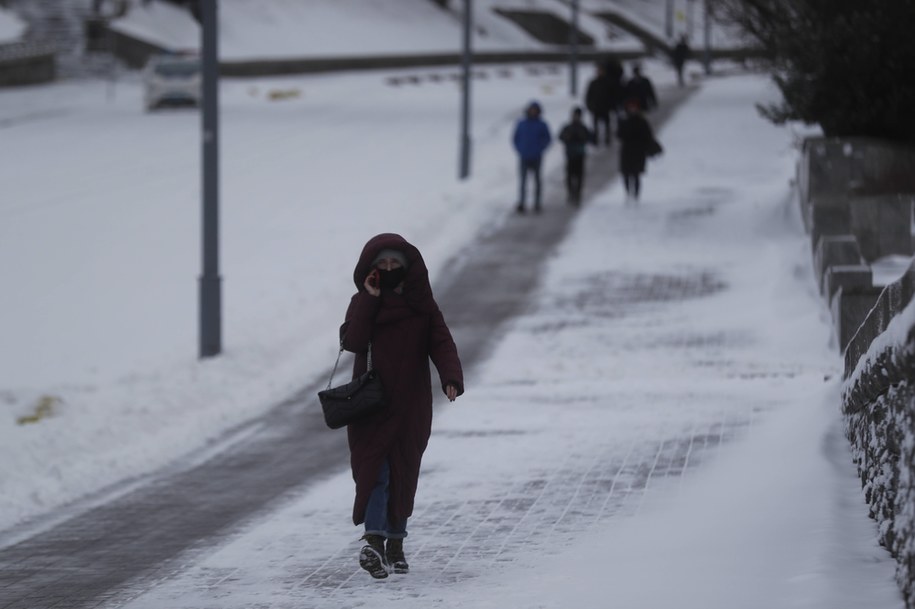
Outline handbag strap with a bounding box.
[325,340,372,390]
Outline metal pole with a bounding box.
[686,0,694,40]
[569,0,579,97]
[199,0,221,358]
[458,0,472,180]
[665,0,674,40]
[703,0,712,74]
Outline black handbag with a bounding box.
[318,341,387,429]
[646,137,663,158]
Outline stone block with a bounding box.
[843,259,915,376]
[844,286,892,376]
[814,235,865,294]
[809,201,851,251]
[824,264,872,302]
[831,285,881,353]
[849,194,915,262]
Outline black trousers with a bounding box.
[565,155,585,201]
[623,172,641,198]
[592,111,612,145]
[518,157,542,208]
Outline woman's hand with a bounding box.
[445,384,458,402]
[364,269,381,297]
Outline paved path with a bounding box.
[0,83,696,609]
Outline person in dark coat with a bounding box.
[622,65,658,113]
[601,57,625,138]
[340,233,464,579]
[558,106,595,206]
[617,98,661,203]
[512,100,552,214]
[671,36,691,87]
[585,63,614,146]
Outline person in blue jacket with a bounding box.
[512,100,552,214]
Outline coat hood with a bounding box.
[353,233,435,312]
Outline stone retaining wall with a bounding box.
[801,136,915,606]
[842,301,915,608]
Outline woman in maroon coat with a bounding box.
[340,233,464,579]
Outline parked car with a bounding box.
[143,54,201,111]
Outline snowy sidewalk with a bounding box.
[0,72,903,609]
[99,76,900,608]
[0,81,690,609]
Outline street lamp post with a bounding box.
[569,0,579,97]
[459,0,472,180]
[686,0,695,40]
[665,0,674,40]
[199,0,221,358]
[703,0,712,74]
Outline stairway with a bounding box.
[591,9,671,55]
[4,0,121,79]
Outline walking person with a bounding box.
[558,107,595,206]
[602,57,625,138]
[622,64,658,113]
[671,35,691,87]
[585,63,614,146]
[617,98,662,204]
[339,233,464,579]
[512,100,552,214]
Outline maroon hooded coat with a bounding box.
[340,233,464,527]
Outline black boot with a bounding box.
[359,534,389,579]
[386,538,409,574]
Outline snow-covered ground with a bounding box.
[98,71,900,609]
[0,2,903,605]
[0,54,634,532]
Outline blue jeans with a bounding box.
[364,460,407,539]
[518,157,542,208]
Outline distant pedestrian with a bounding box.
[512,100,552,214]
[602,57,625,96]
[622,65,658,113]
[617,98,662,203]
[339,233,464,579]
[671,36,691,87]
[558,107,595,206]
[601,57,625,135]
[585,63,614,146]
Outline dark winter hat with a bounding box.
[526,100,542,114]
[372,248,409,268]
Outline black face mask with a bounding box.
[378,267,407,290]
